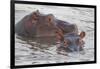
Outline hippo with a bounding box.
[56,32,85,52]
[15,10,86,52]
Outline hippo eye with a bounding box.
[64,40,69,46]
[64,41,67,46]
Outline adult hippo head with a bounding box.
[15,10,60,44]
[57,31,86,52]
[15,10,58,38]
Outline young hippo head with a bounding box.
[57,31,86,52]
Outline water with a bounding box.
[15,4,94,66]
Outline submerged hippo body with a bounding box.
[15,10,85,52]
[15,10,77,37]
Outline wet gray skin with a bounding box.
[15,10,85,47]
[58,33,85,52]
[15,10,58,38]
[15,10,78,44]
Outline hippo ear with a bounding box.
[36,10,39,12]
[32,10,39,24]
[79,31,86,39]
[47,14,54,22]
[32,13,38,19]
[33,10,40,15]
[35,10,40,15]
[32,10,40,18]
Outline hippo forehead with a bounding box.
[36,12,54,17]
[39,14,55,19]
[36,13,57,28]
[31,10,55,19]
[64,33,80,42]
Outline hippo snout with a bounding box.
[65,45,82,52]
[57,43,83,52]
